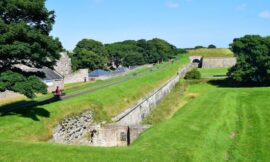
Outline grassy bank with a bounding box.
[198,67,228,78]
[188,48,234,57]
[1,57,270,161]
[1,79,270,161]
[0,54,189,142]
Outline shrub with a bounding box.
[184,68,201,80]
[208,44,216,48]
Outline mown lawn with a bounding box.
[188,48,234,57]
[198,67,228,78]
[1,79,270,161]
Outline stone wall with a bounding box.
[54,52,72,76]
[112,64,192,126]
[202,57,236,68]
[64,69,89,84]
[189,56,202,63]
[0,90,23,99]
[53,110,93,145]
[52,110,150,147]
[53,64,192,147]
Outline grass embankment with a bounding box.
[188,48,234,57]
[143,80,189,125]
[0,67,150,106]
[198,67,229,78]
[1,78,270,161]
[0,55,189,142]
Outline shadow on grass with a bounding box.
[207,79,270,88]
[0,97,60,121]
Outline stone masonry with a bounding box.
[54,52,72,76]
[202,57,236,68]
[52,64,192,147]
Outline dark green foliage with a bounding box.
[0,71,47,98]
[122,52,145,67]
[105,38,179,67]
[195,46,205,49]
[145,38,178,63]
[0,0,62,98]
[71,39,108,71]
[228,35,270,84]
[208,44,216,48]
[177,48,187,54]
[105,40,140,68]
[184,68,201,80]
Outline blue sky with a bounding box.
[46,0,270,50]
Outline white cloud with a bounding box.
[166,1,180,9]
[236,4,247,12]
[259,11,270,19]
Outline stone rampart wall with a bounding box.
[64,69,89,84]
[112,64,192,126]
[202,57,236,68]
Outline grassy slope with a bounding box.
[1,64,270,162]
[1,80,270,161]
[199,67,228,78]
[188,48,234,57]
[0,55,189,141]
[143,80,189,125]
[0,67,150,106]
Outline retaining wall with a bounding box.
[112,64,192,126]
[53,64,192,147]
[202,57,236,68]
[64,69,89,84]
[0,90,23,99]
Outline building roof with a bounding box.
[27,67,63,81]
[40,68,63,81]
[89,69,110,77]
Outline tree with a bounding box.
[122,52,145,67]
[208,44,216,48]
[228,35,270,84]
[105,38,179,67]
[0,0,62,98]
[145,38,178,63]
[184,68,201,80]
[106,40,140,68]
[72,39,108,71]
[195,46,205,49]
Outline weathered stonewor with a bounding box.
[52,110,151,147]
[52,64,192,147]
[53,110,94,145]
[112,64,192,126]
[0,90,23,99]
[202,57,236,68]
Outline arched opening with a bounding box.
[192,59,202,68]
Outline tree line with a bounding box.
[69,38,184,71]
[1,0,270,98]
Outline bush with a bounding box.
[184,68,201,80]
[194,46,205,49]
[208,44,216,48]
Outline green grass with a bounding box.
[143,80,189,125]
[198,67,229,78]
[188,48,234,57]
[0,55,189,142]
[1,79,270,161]
[0,66,151,106]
